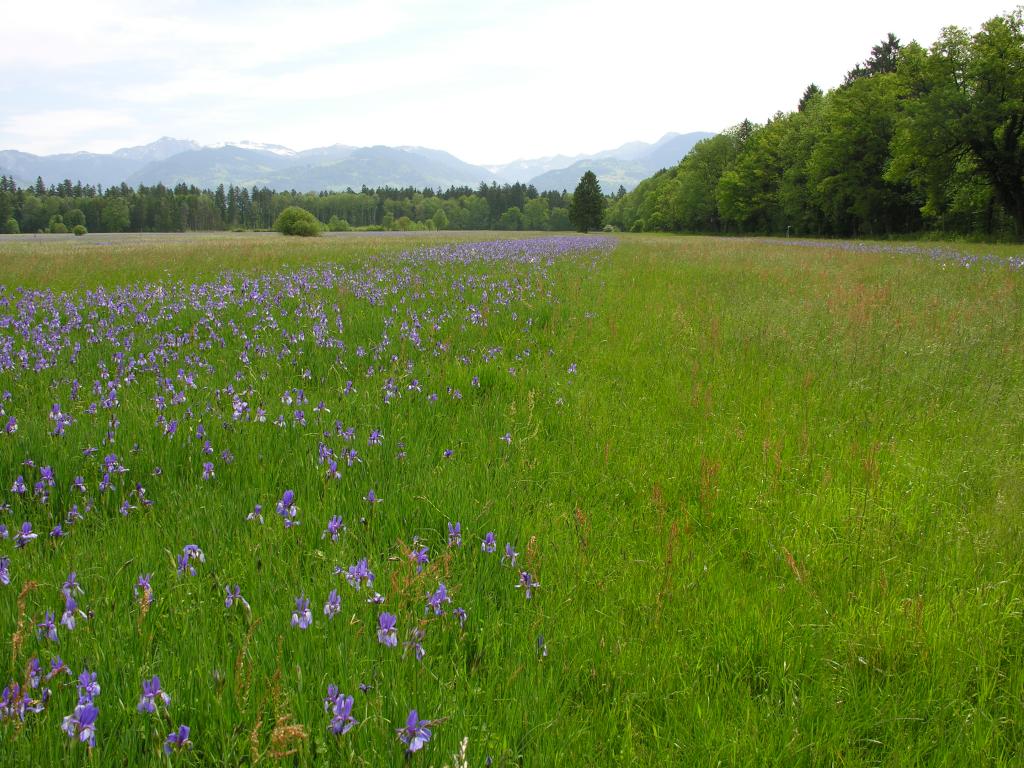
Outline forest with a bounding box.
[607,11,1024,240]
[0,177,576,234]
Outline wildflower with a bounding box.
[363,488,381,505]
[62,574,84,600]
[164,725,191,755]
[366,592,385,604]
[397,709,432,753]
[500,432,512,444]
[323,589,341,619]
[368,429,383,446]
[61,595,86,630]
[481,532,496,553]
[344,559,375,590]
[201,462,215,480]
[453,607,467,628]
[224,585,249,611]
[377,612,397,647]
[537,634,548,658]
[0,557,9,586]
[37,612,58,642]
[447,521,462,547]
[516,571,540,599]
[77,669,100,702]
[176,545,205,576]
[61,702,99,747]
[502,543,519,567]
[442,449,454,459]
[276,490,299,528]
[326,690,357,735]
[11,476,26,494]
[404,627,426,661]
[322,516,345,541]
[72,476,86,492]
[426,583,450,616]
[409,545,429,573]
[135,573,153,601]
[291,595,312,629]
[246,504,264,524]
[137,676,171,714]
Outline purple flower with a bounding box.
[500,432,512,445]
[246,504,264,524]
[37,612,58,643]
[164,724,191,755]
[447,521,462,547]
[363,488,381,505]
[326,689,357,735]
[61,595,86,630]
[77,669,100,702]
[368,429,383,446]
[0,557,9,586]
[453,607,467,628]
[201,461,215,480]
[397,709,432,753]
[14,522,36,549]
[377,612,397,647]
[322,515,345,541]
[225,585,249,611]
[516,571,540,599]
[61,702,99,747]
[481,532,496,553]
[344,559,375,590]
[404,627,426,661]
[291,595,312,629]
[176,545,205,576]
[276,490,299,528]
[135,573,153,602]
[137,676,170,714]
[426,583,450,616]
[502,543,519,568]
[11,476,26,494]
[323,589,341,619]
[72,476,86,492]
[409,545,429,573]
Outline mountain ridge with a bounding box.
[0,132,715,193]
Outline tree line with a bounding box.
[0,176,579,234]
[607,10,1024,240]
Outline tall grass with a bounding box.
[0,232,1021,766]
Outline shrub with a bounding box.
[73,224,88,236]
[49,222,68,234]
[4,218,19,234]
[327,216,351,232]
[630,220,645,233]
[274,206,321,237]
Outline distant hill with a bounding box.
[529,132,714,192]
[0,132,715,193]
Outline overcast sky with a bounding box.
[0,0,1013,164]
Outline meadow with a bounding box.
[0,232,1022,766]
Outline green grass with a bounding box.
[0,232,1022,766]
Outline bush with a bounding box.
[630,220,645,233]
[73,224,87,236]
[327,216,351,232]
[4,218,19,234]
[274,206,321,237]
[49,222,68,234]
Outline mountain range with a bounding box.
[0,132,714,194]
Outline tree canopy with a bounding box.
[569,171,604,233]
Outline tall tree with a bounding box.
[568,171,604,233]
[889,11,1024,235]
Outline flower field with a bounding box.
[0,232,1022,765]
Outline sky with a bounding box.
[0,0,1015,164]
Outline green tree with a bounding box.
[497,206,523,230]
[522,197,550,230]
[569,170,604,233]
[101,197,131,232]
[64,209,86,228]
[4,218,19,234]
[889,12,1024,235]
[273,206,321,236]
[431,208,449,230]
